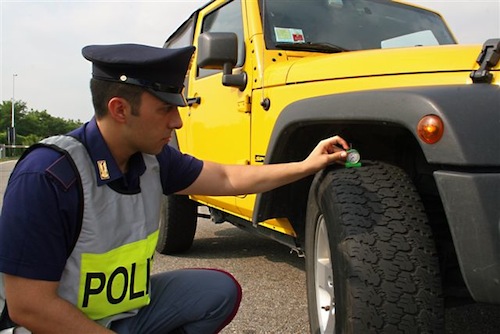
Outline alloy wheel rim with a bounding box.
[315,215,335,333]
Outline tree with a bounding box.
[0,100,83,145]
[0,100,27,132]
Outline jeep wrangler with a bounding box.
[156,0,500,332]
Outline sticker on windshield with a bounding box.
[381,30,439,49]
[274,27,305,43]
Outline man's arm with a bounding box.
[177,136,348,196]
[4,274,114,334]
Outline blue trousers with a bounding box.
[110,269,241,334]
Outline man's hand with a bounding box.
[302,135,349,173]
[3,274,114,334]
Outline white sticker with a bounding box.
[274,27,305,43]
[381,30,439,49]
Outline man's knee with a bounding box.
[183,269,242,333]
[192,269,242,313]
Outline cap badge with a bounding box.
[97,160,110,180]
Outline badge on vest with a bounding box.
[97,160,110,180]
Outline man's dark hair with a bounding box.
[90,79,144,118]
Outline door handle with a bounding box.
[186,97,201,106]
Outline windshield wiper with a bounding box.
[275,42,348,53]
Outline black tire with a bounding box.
[305,161,443,333]
[156,195,198,254]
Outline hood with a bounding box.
[263,44,495,87]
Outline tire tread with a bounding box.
[320,161,443,333]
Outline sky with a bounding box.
[1,0,499,122]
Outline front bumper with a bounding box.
[434,170,500,304]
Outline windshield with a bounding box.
[260,0,456,52]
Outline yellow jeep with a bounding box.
[157,0,500,332]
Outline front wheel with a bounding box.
[156,195,198,255]
[305,161,443,333]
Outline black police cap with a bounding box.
[82,44,195,106]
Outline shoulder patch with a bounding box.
[46,155,78,191]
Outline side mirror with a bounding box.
[197,32,247,91]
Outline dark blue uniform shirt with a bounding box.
[0,118,203,281]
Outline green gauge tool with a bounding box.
[345,148,361,168]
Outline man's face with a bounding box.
[126,91,183,155]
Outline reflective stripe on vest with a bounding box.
[79,230,158,319]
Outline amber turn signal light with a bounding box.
[417,115,444,144]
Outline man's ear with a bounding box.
[107,97,129,123]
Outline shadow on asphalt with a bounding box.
[173,223,306,271]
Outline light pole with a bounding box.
[11,74,17,147]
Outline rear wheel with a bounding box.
[156,195,198,254]
[305,161,443,333]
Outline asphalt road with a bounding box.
[0,160,16,208]
[1,159,499,333]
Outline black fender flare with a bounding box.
[253,84,500,223]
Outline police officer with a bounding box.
[0,43,349,333]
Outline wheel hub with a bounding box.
[315,215,335,333]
